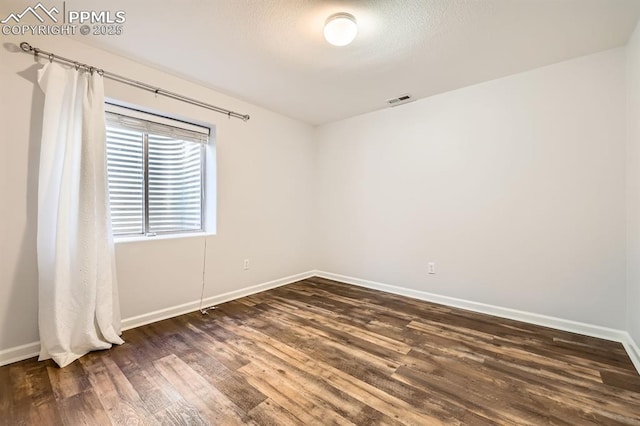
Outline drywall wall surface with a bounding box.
[627,21,640,345]
[315,48,627,329]
[0,34,316,352]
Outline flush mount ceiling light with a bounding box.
[324,13,358,46]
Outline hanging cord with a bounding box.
[198,237,215,315]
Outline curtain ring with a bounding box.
[48,53,53,63]
[228,111,231,119]
[33,48,40,58]
[97,69,104,76]
[89,66,95,75]
[74,62,80,71]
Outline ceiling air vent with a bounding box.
[386,94,413,107]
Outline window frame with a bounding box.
[105,102,210,239]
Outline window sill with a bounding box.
[114,231,215,244]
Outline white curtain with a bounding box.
[37,62,123,368]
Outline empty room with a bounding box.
[2,0,640,424]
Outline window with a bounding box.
[105,104,210,237]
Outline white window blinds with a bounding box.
[105,104,209,236]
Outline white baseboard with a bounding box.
[121,270,315,331]
[313,270,640,374]
[0,270,315,367]
[622,333,640,374]
[3,269,639,375]
[0,341,40,367]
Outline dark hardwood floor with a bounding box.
[2,277,640,425]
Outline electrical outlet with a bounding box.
[428,262,435,274]
[243,259,250,270]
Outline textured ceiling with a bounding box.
[6,0,640,124]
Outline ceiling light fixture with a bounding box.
[324,13,358,46]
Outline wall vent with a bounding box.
[386,94,413,107]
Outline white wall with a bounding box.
[0,32,634,357]
[315,49,628,329]
[0,35,316,353]
[627,22,640,346]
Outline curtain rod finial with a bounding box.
[19,42,32,52]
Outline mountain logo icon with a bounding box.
[1,3,59,24]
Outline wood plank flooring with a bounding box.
[1,277,640,425]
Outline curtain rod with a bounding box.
[19,42,250,122]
